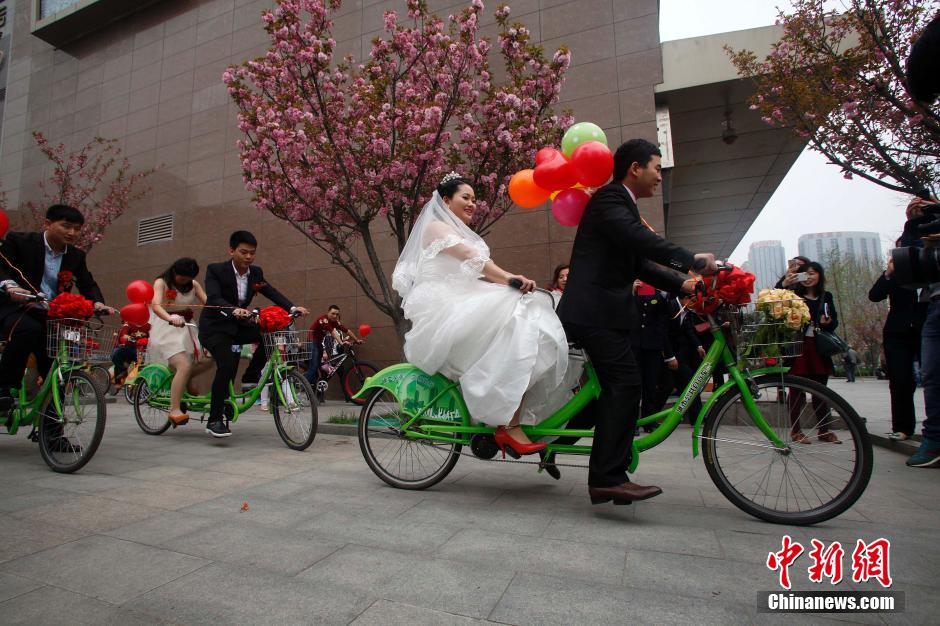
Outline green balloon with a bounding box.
[561,122,608,157]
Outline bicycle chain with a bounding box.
[451,443,590,470]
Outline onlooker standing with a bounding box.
[630,281,671,433]
[654,293,704,423]
[869,253,926,441]
[788,261,841,444]
[549,264,569,296]
[842,347,859,382]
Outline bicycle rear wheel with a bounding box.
[343,361,379,405]
[133,380,171,435]
[38,371,106,473]
[271,370,318,450]
[358,388,460,490]
[701,373,872,525]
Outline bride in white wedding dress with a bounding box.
[392,174,568,456]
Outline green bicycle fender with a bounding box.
[691,366,789,458]
[136,363,173,391]
[351,363,469,422]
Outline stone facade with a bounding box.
[0,0,664,366]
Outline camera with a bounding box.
[890,202,940,287]
[794,272,808,283]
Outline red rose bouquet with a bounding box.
[258,306,291,332]
[690,266,756,315]
[251,281,268,293]
[48,293,94,321]
[136,337,149,348]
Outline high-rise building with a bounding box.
[746,240,786,292]
[798,232,882,263]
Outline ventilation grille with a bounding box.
[0,87,6,102]
[137,214,174,245]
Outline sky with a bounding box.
[659,0,909,265]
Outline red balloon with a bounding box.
[0,210,9,239]
[125,280,154,304]
[533,152,579,192]
[359,323,372,338]
[571,141,614,187]
[551,188,591,227]
[535,147,560,166]
[120,302,150,326]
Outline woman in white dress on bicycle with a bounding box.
[148,258,212,426]
[392,173,568,457]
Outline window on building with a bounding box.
[816,240,823,258]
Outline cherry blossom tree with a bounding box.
[727,0,939,196]
[225,0,571,340]
[24,131,156,251]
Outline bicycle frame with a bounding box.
[137,347,294,420]
[356,315,791,473]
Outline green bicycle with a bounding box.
[132,314,318,450]
[356,283,874,526]
[1,316,107,473]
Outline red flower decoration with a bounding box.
[136,338,149,348]
[690,266,756,315]
[181,309,194,322]
[164,289,178,303]
[251,281,268,292]
[48,293,94,321]
[258,306,291,332]
[57,271,74,294]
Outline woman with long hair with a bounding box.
[148,258,212,425]
[788,261,841,444]
[550,264,569,295]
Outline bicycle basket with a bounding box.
[730,300,806,365]
[262,329,312,363]
[46,319,118,362]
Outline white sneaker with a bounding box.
[888,432,910,441]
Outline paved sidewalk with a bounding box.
[1,399,937,625]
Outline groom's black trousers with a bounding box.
[562,323,641,487]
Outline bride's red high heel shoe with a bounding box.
[494,426,546,459]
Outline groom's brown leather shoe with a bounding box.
[589,482,662,505]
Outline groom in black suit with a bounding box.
[198,230,308,437]
[558,139,717,504]
[0,205,117,416]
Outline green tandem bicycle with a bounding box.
[1,316,108,473]
[355,284,874,526]
[132,314,318,450]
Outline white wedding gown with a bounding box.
[399,223,569,426]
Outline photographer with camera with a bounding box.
[891,196,940,467]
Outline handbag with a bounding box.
[814,328,849,358]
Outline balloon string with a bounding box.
[0,249,42,295]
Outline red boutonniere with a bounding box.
[251,281,267,292]
[164,289,178,304]
[57,271,74,294]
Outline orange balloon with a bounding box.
[508,169,551,209]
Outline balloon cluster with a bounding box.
[507,122,613,227]
[120,280,154,326]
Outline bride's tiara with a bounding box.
[440,171,462,186]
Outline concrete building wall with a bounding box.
[0,0,665,367]
[746,239,784,292]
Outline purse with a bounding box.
[814,328,849,358]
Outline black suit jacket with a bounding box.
[868,272,927,336]
[198,262,293,339]
[629,290,670,351]
[664,296,701,362]
[0,231,105,319]
[557,183,695,330]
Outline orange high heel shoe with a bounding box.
[169,412,190,426]
[494,426,546,459]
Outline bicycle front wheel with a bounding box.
[358,388,460,490]
[343,361,379,405]
[133,380,171,435]
[271,370,318,450]
[88,365,112,395]
[701,374,873,525]
[38,371,106,473]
